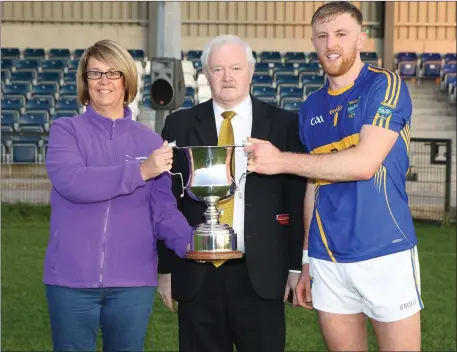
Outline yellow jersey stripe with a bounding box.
[315,210,336,262]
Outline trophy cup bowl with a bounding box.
[179,145,244,261]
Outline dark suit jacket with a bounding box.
[157,96,306,302]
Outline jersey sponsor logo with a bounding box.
[311,115,324,125]
[377,105,393,118]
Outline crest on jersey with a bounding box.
[377,105,393,119]
[347,97,360,118]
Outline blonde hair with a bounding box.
[76,39,138,105]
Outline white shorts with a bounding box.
[309,247,424,322]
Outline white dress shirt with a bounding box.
[213,95,252,253]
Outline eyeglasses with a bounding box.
[86,71,124,80]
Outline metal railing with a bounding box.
[1,138,453,224]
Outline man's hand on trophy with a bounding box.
[244,137,284,175]
[158,273,176,312]
[140,140,174,181]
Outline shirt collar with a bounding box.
[213,95,252,120]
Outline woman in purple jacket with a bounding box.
[43,39,192,351]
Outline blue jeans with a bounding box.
[45,285,155,352]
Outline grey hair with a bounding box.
[201,35,256,71]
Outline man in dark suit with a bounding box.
[156,34,306,352]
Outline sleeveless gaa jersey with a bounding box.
[299,64,417,263]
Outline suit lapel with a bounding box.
[195,99,218,146]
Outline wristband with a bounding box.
[302,249,309,265]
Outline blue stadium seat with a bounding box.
[259,51,281,63]
[182,97,194,109]
[442,63,456,77]
[307,52,319,63]
[15,59,41,71]
[187,50,202,61]
[24,48,46,59]
[42,59,68,71]
[302,75,325,88]
[421,52,441,64]
[55,98,80,111]
[12,144,38,163]
[398,61,417,78]
[26,97,54,111]
[279,87,303,103]
[37,71,62,83]
[63,72,77,84]
[10,70,37,82]
[2,82,32,96]
[272,63,295,75]
[282,100,302,113]
[60,84,77,97]
[68,59,80,71]
[298,62,321,77]
[1,59,15,70]
[422,62,441,78]
[52,110,78,120]
[1,110,20,132]
[186,87,195,98]
[284,52,306,64]
[361,52,378,66]
[255,63,271,75]
[444,53,456,64]
[32,83,59,97]
[1,69,11,82]
[1,48,20,59]
[252,74,273,86]
[275,74,299,87]
[396,52,418,63]
[193,60,202,72]
[49,48,71,59]
[257,96,277,105]
[73,49,85,60]
[304,86,321,97]
[143,75,152,85]
[128,49,145,60]
[1,96,26,112]
[252,86,276,99]
[19,111,49,132]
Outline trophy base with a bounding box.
[186,250,244,261]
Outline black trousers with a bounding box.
[177,259,285,352]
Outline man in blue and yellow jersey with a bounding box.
[244,2,422,351]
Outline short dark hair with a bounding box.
[311,1,363,27]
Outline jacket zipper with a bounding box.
[99,120,116,287]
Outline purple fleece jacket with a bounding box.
[43,104,192,288]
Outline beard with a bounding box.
[318,46,357,77]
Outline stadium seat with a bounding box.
[42,59,68,71]
[361,52,378,66]
[304,86,321,97]
[24,48,46,59]
[10,70,37,82]
[444,53,456,64]
[307,52,319,63]
[259,51,282,63]
[284,52,306,64]
[1,110,20,132]
[193,60,203,72]
[59,84,77,97]
[63,72,77,84]
[1,96,26,112]
[49,48,71,59]
[278,87,303,103]
[32,83,59,97]
[26,97,54,111]
[272,63,295,75]
[275,74,299,87]
[255,62,271,75]
[185,87,195,98]
[298,62,321,77]
[128,49,145,60]
[419,53,442,78]
[1,48,20,59]
[52,110,78,120]
[37,71,62,83]
[68,59,80,71]
[252,73,273,86]
[257,96,277,105]
[12,144,38,163]
[15,59,41,71]
[182,97,194,109]
[252,86,276,99]
[18,111,49,132]
[2,82,32,96]
[441,63,457,90]
[73,49,85,60]
[55,98,80,111]
[282,100,302,113]
[1,59,15,70]
[187,50,202,61]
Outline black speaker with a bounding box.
[149,57,185,110]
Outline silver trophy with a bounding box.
[170,143,248,261]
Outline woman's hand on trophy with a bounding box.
[140,140,174,181]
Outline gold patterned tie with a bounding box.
[213,110,236,267]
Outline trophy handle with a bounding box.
[168,171,185,198]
